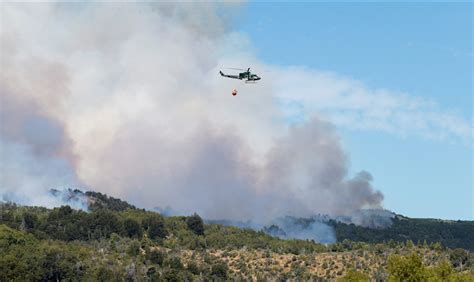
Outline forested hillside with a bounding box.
[332,216,474,252]
[1,196,473,281]
[48,189,474,251]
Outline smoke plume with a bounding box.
[1,3,385,224]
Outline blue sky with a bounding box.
[237,2,472,219]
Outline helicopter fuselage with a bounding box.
[220,69,261,82]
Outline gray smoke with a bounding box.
[208,216,337,244]
[0,48,82,207]
[265,216,337,244]
[48,189,89,211]
[1,3,385,233]
[335,209,395,228]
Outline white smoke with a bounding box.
[266,217,337,244]
[1,3,468,224]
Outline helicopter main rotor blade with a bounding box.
[227,68,246,71]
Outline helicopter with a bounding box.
[219,67,261,82]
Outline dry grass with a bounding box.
[150,245,448,281]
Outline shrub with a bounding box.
[147,250,165,266]
[211,263,228,280]
[127,240,141,256]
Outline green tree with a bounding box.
[432,260,453,280]
[143,215,167,239]
[450,248,470,271]
[89,210,122,239]
[387,253,429,282]
[186,213,204,235]
[123,218,142,238]
[22,212,37,230]
[431,242,443,251]
[40,247,83,281]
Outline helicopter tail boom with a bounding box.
[219,70,240,80]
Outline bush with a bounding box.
[147,250,165,266]
[127,240,141,256]
[211,263,228,280]
[338,269,369,282]
[166,257,183,270]
[450,248,470,270]
[187,261,200,275]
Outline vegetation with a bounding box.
[1,192,473,281]
[186,213,205,236]
[332,215,474,251]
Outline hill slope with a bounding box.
[49,189,474,251]
[1,191,473,281]
[331,215,474,251]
